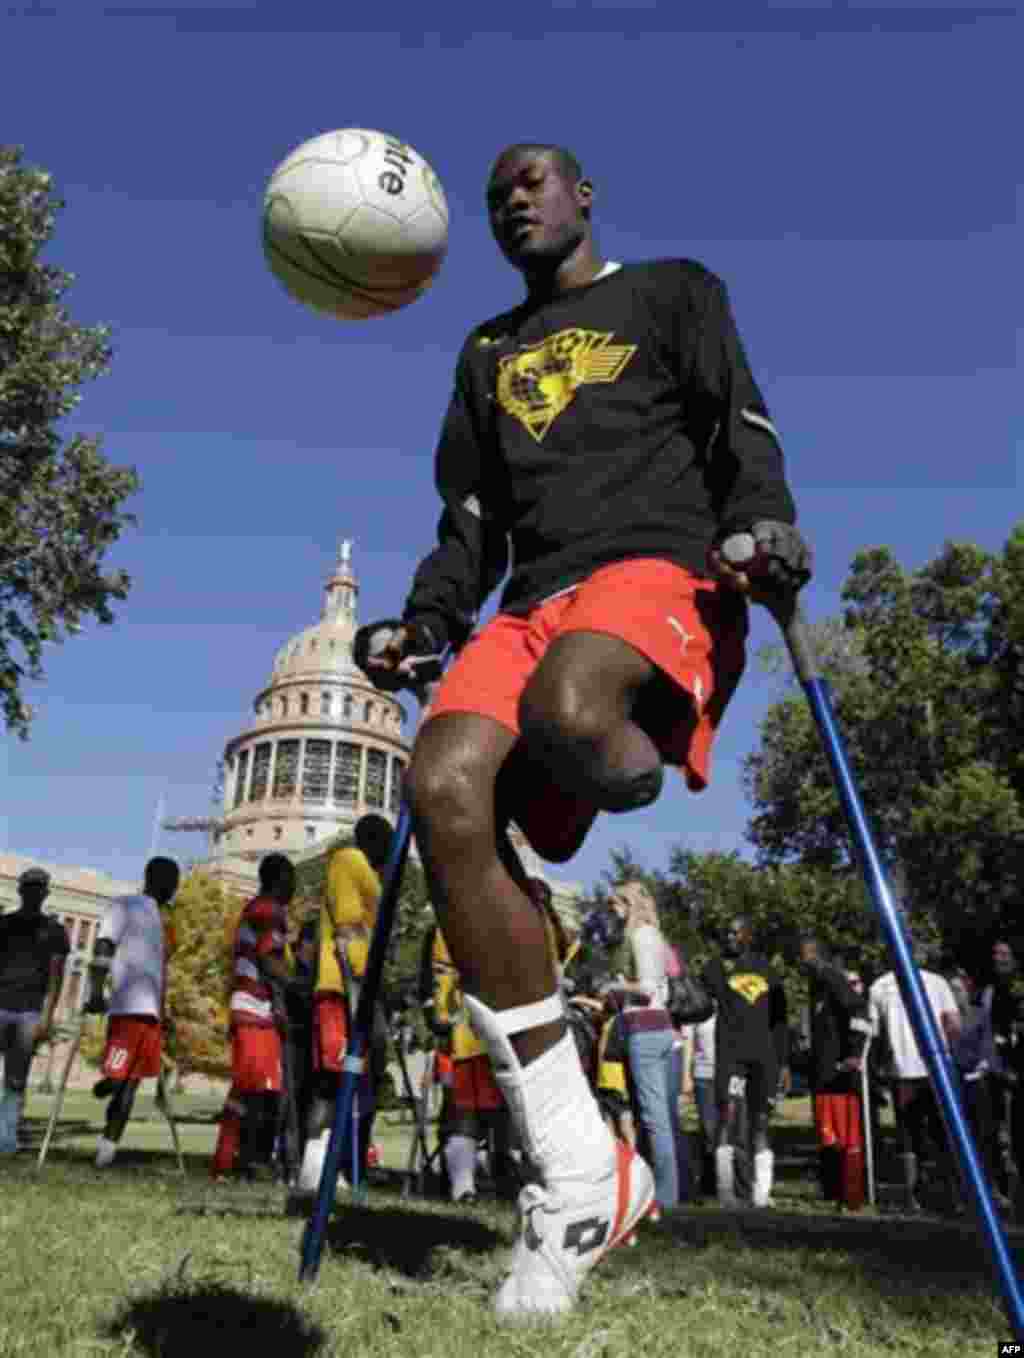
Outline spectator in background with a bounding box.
[948,965,1004,1207]
[799,937,871,1211]
[606,880,681,1213]
[0,867,70,1154]
[869,947,962,1213]
[663,938,693,1202]
[983,939,1019,1204]
[704,916,789,1209]
[284,917,318,1169]
[690,1010,718,1199]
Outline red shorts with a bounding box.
[312,993,348,1074]
[231,1022,283,1094]
[814,1092,864,1152]
[426,560,746,861]
[102,1016,162,1082]
[450,1054,503,1114]
[434,1050,454,1087]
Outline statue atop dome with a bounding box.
[322,539,358,622]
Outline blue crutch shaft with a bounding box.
[298,798,414,1281]
[779,598,1023,1341]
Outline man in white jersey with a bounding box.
[868,950,961,1212]
[86,857,180,1167]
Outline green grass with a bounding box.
[0,1090,1018,1357]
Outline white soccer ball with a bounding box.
[262,128,449,320]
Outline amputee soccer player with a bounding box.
[799,936,872,1211]
[294,814,392,1196]
[211,853,294,1180]
[355,143,812,1318]
[703,917,790,1208]
[86,856,180,1167]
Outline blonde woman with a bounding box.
[606,880,681,1210]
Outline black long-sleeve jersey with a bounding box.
[704,952,789,1070]
[806,964,872,1093]
[402,259,798,651]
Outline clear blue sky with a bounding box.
[2,1,1017,895]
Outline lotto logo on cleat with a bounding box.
[562,1216,609,1256]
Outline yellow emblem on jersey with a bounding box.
[729,972,769,1005]
[496,328,637,442]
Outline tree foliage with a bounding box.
[163,870,246,1079]
[587,843,923,1019]
[0,145,139,736]
[745,528,1024,966]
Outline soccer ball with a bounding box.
[262,128,449,321]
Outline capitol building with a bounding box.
[0,540,581,1023]
[210,539,409,870]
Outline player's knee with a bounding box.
[405,747,493,848]
[519,673,603,756]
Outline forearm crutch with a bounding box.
[860,1035,875,1209]
[299,795,416,1279]
[36,1008,88,1170]
[749,570,1024,1340]
[155,1065,187,1175]
[397,1042,435,1198]
[298,650,443,1280]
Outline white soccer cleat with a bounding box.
[95,1136,118,1168]
[494,1141,655,1321]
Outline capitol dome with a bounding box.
[216,541,409,861]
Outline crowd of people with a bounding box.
[2,853,1022,1235]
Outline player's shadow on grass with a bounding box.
[104,1283,326,1357]
[322,1201,503,1280]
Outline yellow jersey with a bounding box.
[431,927,487,1062]
[317,846,380,994]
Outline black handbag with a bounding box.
[667,971,714,1026]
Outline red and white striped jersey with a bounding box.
[229,894,287,1027]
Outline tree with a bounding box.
[744,529,1024,961]
[0,145,139,736]
[163,870,246,1079]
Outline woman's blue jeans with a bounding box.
[627,1024,681,1207]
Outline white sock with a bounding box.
[445,1134,477,1200]
[716,1145,736,1204]
[753,1149,774,1207]
[96,1135,118,1167]
[464,993,615,1184]
[298,1131,328,1192]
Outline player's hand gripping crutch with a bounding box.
[299,643,445,1282]
[721,532,1024,1342]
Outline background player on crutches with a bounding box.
[87,857,180,1169]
